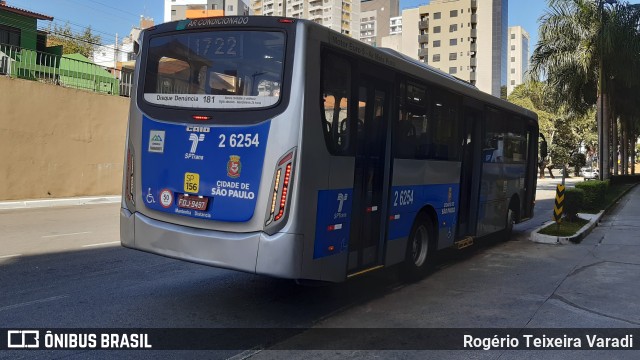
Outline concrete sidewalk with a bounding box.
[0,195,120,210]
[251,186,640,358]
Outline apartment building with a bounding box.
[381,7,419,58]
[389,15,402,35]
[251,0,360,38]
[381,0,507,97]
[164,0,250,22]
[359,0,399,47]
[507,25,529,95]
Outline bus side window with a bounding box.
[485,108,506,162]
[504,115,527,163]
[321,52,351,155]
[428,92,461,161]
[396,80,427,159]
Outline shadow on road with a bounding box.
[0,230,525,330]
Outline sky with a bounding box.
[4,0,633,54]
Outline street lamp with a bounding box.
[598,0,617,180]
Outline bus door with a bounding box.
[348,74,392,274]
[457,107,483,237]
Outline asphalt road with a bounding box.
[0,203,413,359]
[0,176,596,359]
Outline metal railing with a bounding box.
[119,71,134,97]
[0,42,134,97]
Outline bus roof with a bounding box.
[144,16,537,122]
[377,47,478,91]
[297,19,537,121]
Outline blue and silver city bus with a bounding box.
[121,16,539,282]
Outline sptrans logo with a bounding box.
[189,134,205,153]
[185,125,209,161]
[186,133,205,160]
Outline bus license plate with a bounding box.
[177,194,209,211]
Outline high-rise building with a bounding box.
[164,0,250,22]
[507,26,529,96]
[359,0,399,47]
[381,0,507,97]
[251,0,361,38]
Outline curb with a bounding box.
[530,182,639,245]
[530,211,604,244]
[0,196,121,210]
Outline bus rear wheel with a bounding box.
[503,208,516,241]
[402,213,434,280]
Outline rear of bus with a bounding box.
[120,17,304,278]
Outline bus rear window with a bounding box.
[143,31,285,109]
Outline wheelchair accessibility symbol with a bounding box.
[146,188,156,204]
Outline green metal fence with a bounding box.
[0,42,132,96]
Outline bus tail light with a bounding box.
[265,148,296,227]
[125,146,135,206]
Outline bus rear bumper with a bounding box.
[120,208,302,278]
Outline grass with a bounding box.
[538,182,636,237]
[539,218,589,237]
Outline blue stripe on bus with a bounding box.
[313,184,459,260]
[141,116,271,222]
[388,184,459,241]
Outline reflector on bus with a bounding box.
[126,146,135,206]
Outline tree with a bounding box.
[600,4,640,175]
[549,109,597,176]
[508,82,557,178]
[508,81,597,179]
[529,0,640,180]
[46,22,102,59]
[508,82,555,136]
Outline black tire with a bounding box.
[503,208,516,241]
[402,213,435,280]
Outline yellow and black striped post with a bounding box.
[553,184,565,223]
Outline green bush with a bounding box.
[575,180,608,211]
[609,175,640,185]
[563,188,584,221]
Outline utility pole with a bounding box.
[114,32,119,70]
